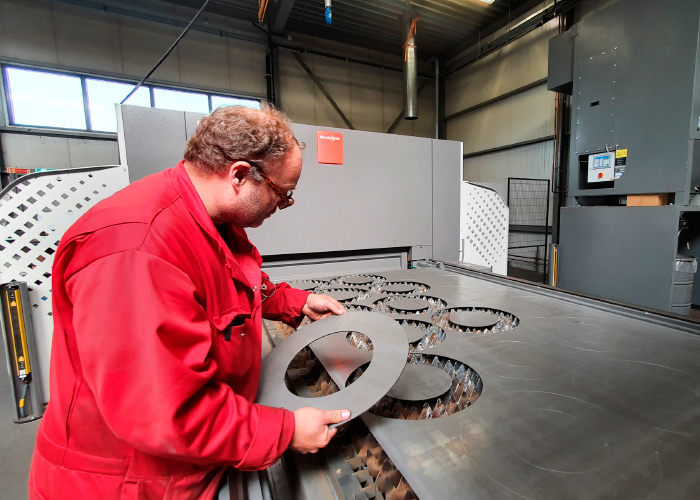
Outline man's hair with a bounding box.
[184,103,300,175]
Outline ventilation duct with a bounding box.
[402,13,418,120]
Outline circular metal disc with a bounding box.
[383,283,419,293]
[257,312,409,421]
[387,364,453,401]
[290,282,318,291]
[326,290,359,302]
[389,298,429,313]
[401,323,427,343]
[450,311,498,329]
[343,276,375,285]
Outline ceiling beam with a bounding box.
[267,0,296,35]
[443,0,581,77]
[441,0,545,64]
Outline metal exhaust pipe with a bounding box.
[402,13,418,120]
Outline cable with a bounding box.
[404,16,419,61]
[258,0,270,23]
[120,0,211,104]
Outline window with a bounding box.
[5,67,86,130]
[211,95,260,110]
[86,79,151,132]
[2,65,261,133]
[154,88,209,113]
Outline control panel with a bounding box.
[587,152,615,183]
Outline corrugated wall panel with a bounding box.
[444,10,559,238]
[311,53,352,129]
[278,50,316,125]
[1,135,72,170]
[278,38,435,136]
[0,0,58,65]
[448,84,554,154]
[463,140,554,186]
[178,30,229,90]
[445,19,557,116]
[52,2,123,74]
[227,39,266,95]
[1,134,118,169]
[413,83,436,138]
[381,67,407,133]
[66,138,120,167]
[116,15,183,83]
[349,61,384,133]
[463,140,555,222]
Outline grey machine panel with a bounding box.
[116,105,187,182]
[246,124,434,256]
[431,139,461,263]
[558,206,680,311]
[547,29,574,94]
[289,266,700,500]
[565,0,700,200]
[116,106,462,261]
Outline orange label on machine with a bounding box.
[316,131,344,164]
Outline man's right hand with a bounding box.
[290,407,351,454]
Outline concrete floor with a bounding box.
[0,369,39,499]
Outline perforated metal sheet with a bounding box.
[460,182,509,275]
[0,166,130,401]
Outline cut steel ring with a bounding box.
[256,311,409,422]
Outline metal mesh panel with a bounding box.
[507,178,550,282]
[460,182,509,275]
[0,166,130,401]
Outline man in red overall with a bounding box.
[29,105,349,499]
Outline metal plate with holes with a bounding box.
[460,182,509,275]
[298,266,700,500]
[256,312,408,419]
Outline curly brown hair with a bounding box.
[184,103,300,175]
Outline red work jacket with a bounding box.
[29,161,310,500]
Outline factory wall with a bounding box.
[0,0,434,174]
[444,13,558,274]
[445,19,557,191]
[278,33,436,138]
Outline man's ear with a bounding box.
[228,161,253,191]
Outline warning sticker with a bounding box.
[615,148,627,173]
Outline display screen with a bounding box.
[592,154,612,169]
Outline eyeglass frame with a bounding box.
[243,160,295,209]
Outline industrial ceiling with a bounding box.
[161,0,539,59]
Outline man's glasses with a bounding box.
[246,160,295,209]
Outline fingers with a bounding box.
[328,297,346,315]
[323,409,351,425]
[307,294,346,318]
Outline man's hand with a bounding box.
[290,407,351,454]
[301,293,346,321]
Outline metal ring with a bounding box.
[256,312,409,421]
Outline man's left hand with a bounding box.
[302,293,346,321]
